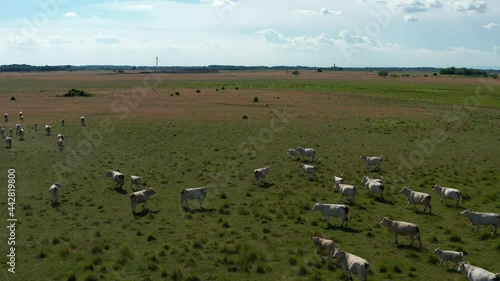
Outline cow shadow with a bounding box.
[257,182,276,189]
[395,244,425,252]
[323,224,361,233]
[114,188,128,195]
[133,209,160,217]
[183,207,216,214]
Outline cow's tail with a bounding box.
[458,192,463,204]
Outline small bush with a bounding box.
[317,68,323,72]
[235,87,239,90]
[220,193,227,199]
[449,234,463,243]
[253,97,259,102]
[63,88,94,97]
[175,91,180,96]
[195,89,201,93]
[10,96,16,101]
[242,115,248,119]
[147,234,156,242]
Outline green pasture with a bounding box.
[0,72,499,281]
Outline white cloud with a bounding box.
[482,23,498,29]
[404,15,419,22]
[389,0,442,12]
[64,12,78,18]
[123,4,153,11]
[94,32,120,44]
[295,7,342,15]
[48,36,71,44]
[210,0,237,9]
[449,0,487,13]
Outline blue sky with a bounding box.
[1,0,499,68]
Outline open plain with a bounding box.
[0,70,499,281]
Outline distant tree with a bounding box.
[317,68,323,72]
[292,70,300,76]
[378,70,389,78]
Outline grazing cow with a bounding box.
[332,248,370,281]
[334,183,357,204]
[5,136,12,148]
[312,202,349,227]
[105,170,125,189]
[296,147,316,162]
[360,154,383,170]
[129,175,143,191]
[380,217,422,247]
[18,128,25,141]
[287,148,300,160]
[34,123,38,131]
[0,127,5,137]
[459,210,500,234]
[80,116,86,126]
[57,138,64,150]
[362,176,384,200]
[61,119,65,127]
[298,163,318,180]
[432,185,462,207]
[19,111,23,119]
[333,175,345,184]
[4,113,8,122]
[49,182,62,203]
[130,187,156,214]
[311,236,336,260]
[399,187,432,213]
[44,125,51,136]
[15,124,21,135]
[457,262,500,281]
[253,166,270,186]
[433,248,463,269]
[181,186,209,209]
[57,134,65,141]
[20,115,24,122]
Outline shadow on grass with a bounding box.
[395,244,426,251]
[323,224,361,233]
[114,188,128,195]
[257,182,276,189]
[51,202,61,208]
[183,207,216,214]
[133,209,160,217]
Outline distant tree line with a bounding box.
[0,64,71,72]
[439,67,488,76]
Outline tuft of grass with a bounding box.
[449,234,463,243]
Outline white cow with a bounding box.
[399,187,432,213]
[20,115,24,122]
[334,183,357,204]
[296,147,316,162]
[44,125,51,136]
[5,136,12,148]
[18,111,23,119]
[181,186,209,209]
[4,113,8,122]
[311,236,336,260]
[362,176,384,200]
[57,138,64,150]
[130,187,156,214]
[57,134,65,141]
[457,262,500,281]
[49,182,62,203]
[287,148,300,160]
[312,203,349,227]
[433,248,463,269]
[18,128,25,141]
[333,175,345,184]
[459,210,500,234]
[332,248,370,281]
[80,116,86,126]
[432,185,462,207]
[380,217,422,247]
[360,154,383,170]
[253,166,270,186]
[105,170,124,189]
[298,163,318,180]
[129,175,143,191]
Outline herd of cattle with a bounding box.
[257,148,499,280]
[3,111,499,280]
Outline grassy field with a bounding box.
[0,70,499,281]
